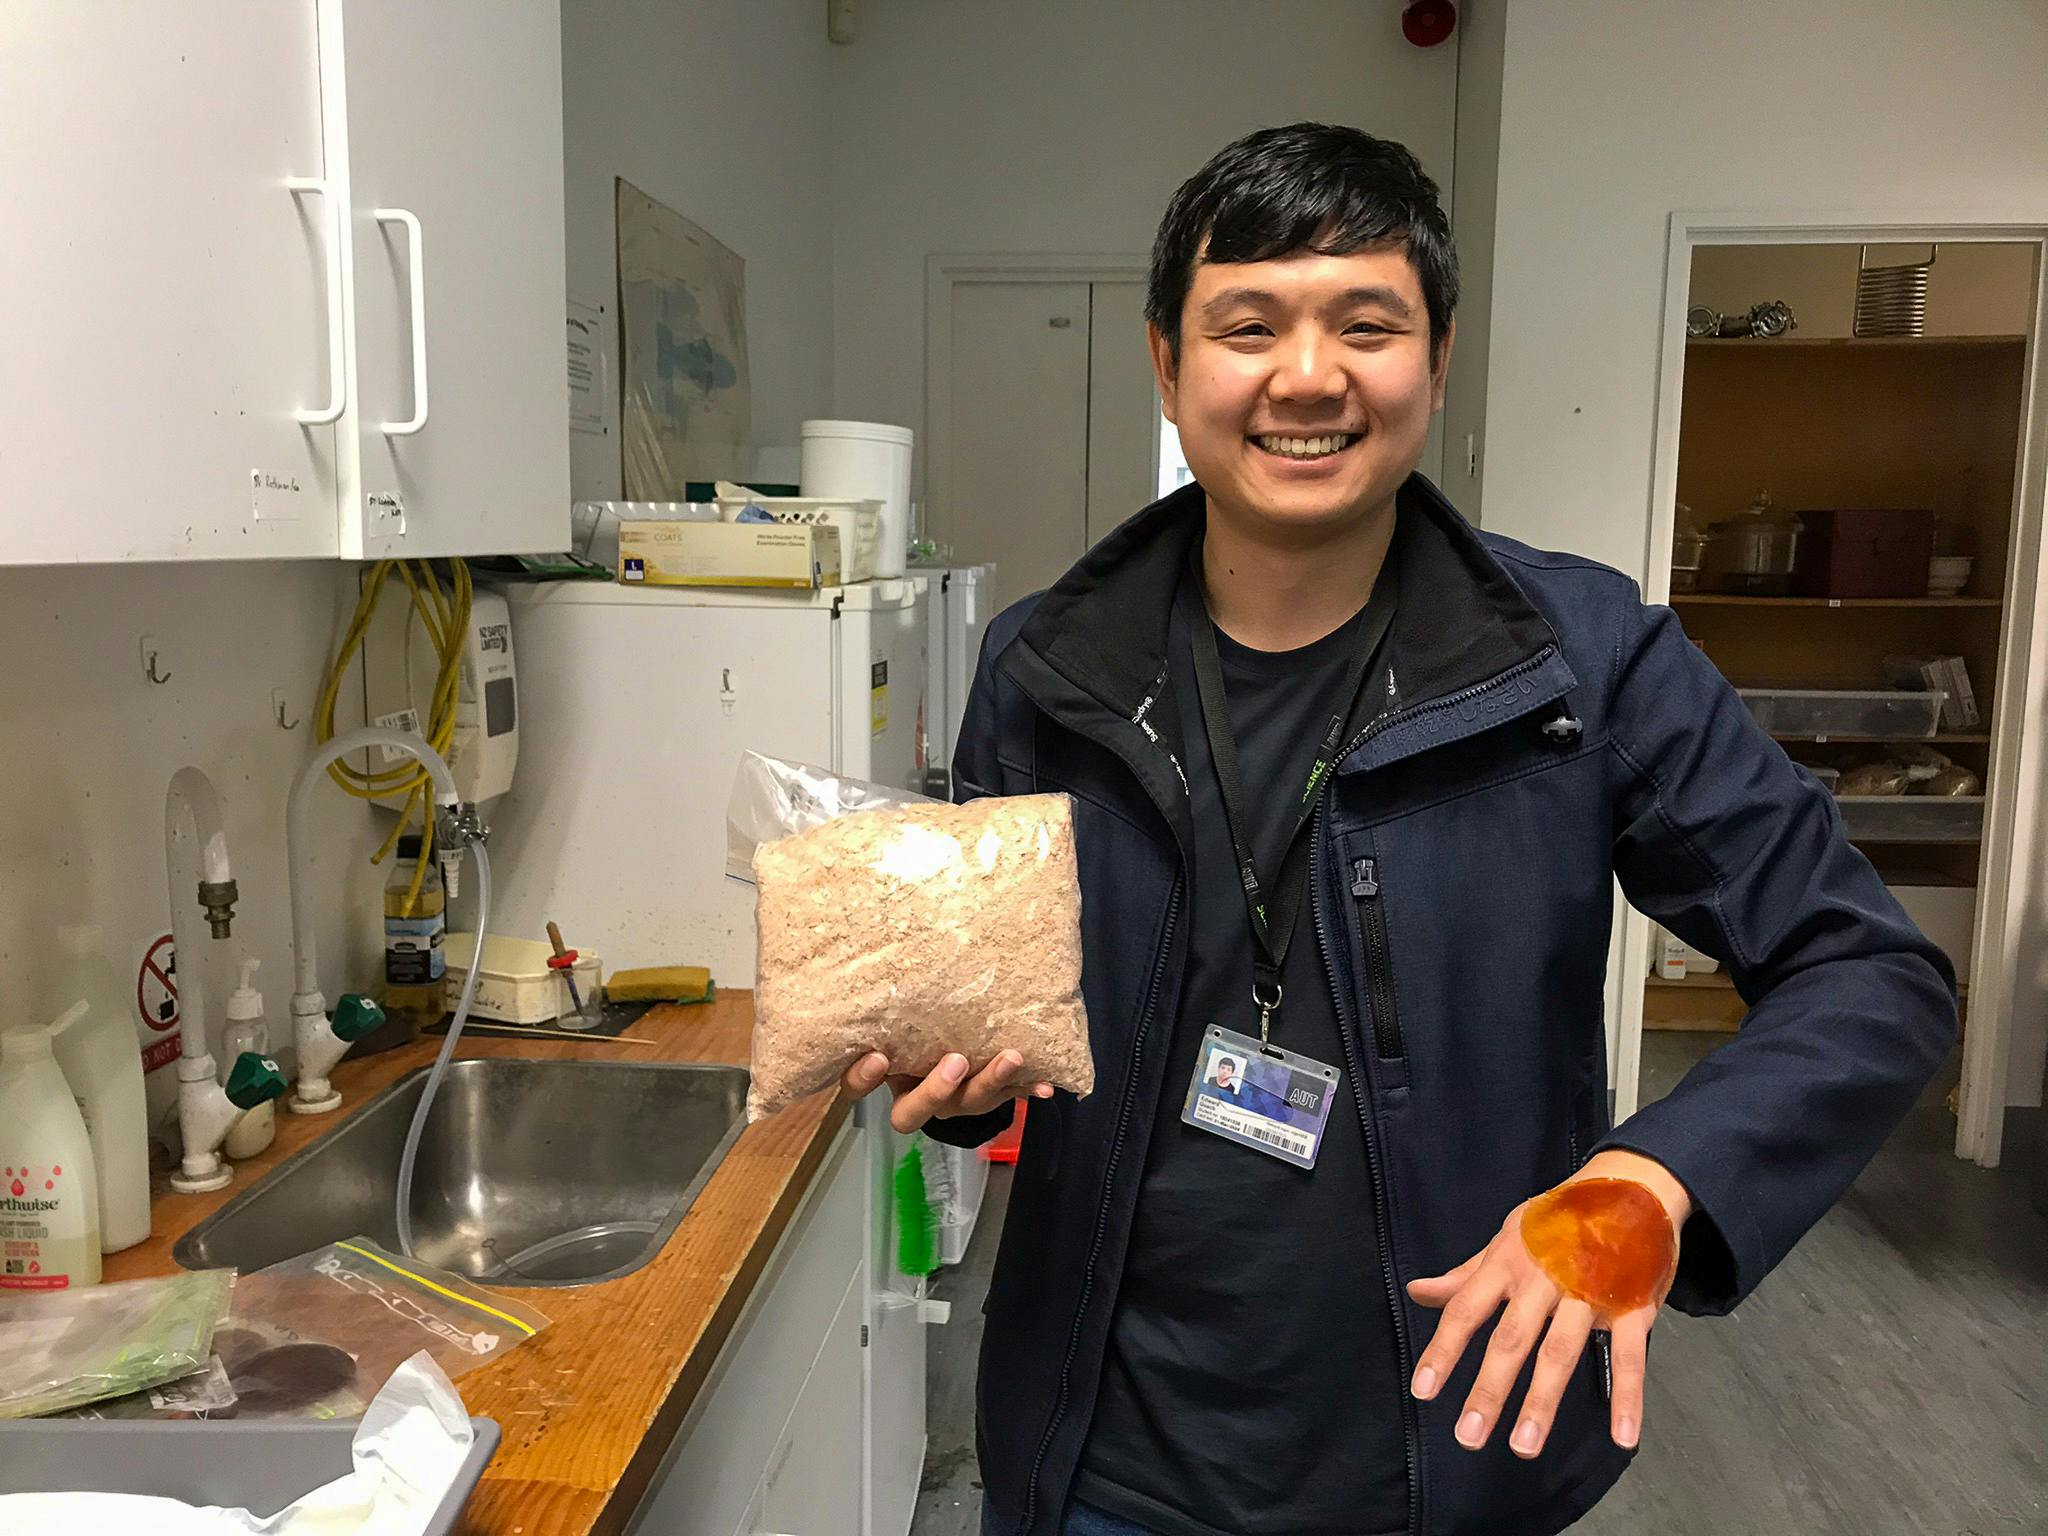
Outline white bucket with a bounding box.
[801,420,913,578]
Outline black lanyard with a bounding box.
[1182,556,1395,1042]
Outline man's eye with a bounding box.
[1347,322,1389,336]
[1225,324,1272,339]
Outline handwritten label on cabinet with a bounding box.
[251,468,306,521]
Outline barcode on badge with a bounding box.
[1194,1094,1315,1158]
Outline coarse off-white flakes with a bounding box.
[748,793,1093,1121]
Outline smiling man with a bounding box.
[844,123,1955,1536]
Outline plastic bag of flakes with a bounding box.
[728,752,1094,1122]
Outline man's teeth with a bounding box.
[1255,434,1357,458]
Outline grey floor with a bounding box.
[913,1037,2047,1535]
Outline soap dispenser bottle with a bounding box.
[0,1004,103,1289]
[46,924,153,1252]
[222,957,276,1160]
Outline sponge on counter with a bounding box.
[606,965,715,1004]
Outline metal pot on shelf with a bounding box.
[1705,491,1803,595]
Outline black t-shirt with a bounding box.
[1074,581,1406,1536]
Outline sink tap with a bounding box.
[165,768,288,1194]
[286,727,480,1114]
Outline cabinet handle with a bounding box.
[373,207,429,436]
[286,177,345,426]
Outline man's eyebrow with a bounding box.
[1196,284,1417,321]
[1197,286,1279,320]
[1331,285,1416,318]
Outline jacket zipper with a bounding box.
[1019,875,1183,1535]
[1313,800,1422,1536]
[1348,857,1406,1059]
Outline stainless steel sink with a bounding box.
[174,1059,750,1287]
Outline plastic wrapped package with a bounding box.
[0,1269,233,1419]
[220,1238,548,1419]
[1837,759,1913,797]
[730,754,1094,1122]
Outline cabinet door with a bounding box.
[333,0,568,558]
[0,3,341,562]
[752,1267,866,1535]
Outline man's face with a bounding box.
[1151,243,1451,537]
[1215,1059,1236,1088]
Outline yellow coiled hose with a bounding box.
[314,558,472,915]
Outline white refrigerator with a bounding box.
[493,576,931,1536]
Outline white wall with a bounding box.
[827,0,1458,510]
[560,0,836,497]
[1475,0,2048,1110]
[0,564,386,1133]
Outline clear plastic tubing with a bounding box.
[395,840,490,1258]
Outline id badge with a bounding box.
[1180,1024,1341,1169]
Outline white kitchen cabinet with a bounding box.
[627,1122,866,1536]
[0,4,342,563]
[745,1267,867,1535]
[332,0,568,558]
[0,1,567,566]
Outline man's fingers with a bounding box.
[887,1052,972,1132]
[1608,1310,1651,1450]
[958,1050,1026,1113]
[1505,1300,1595,1459]
[841,1052,891,1099]
[1455,1286,1559,1451]
[1409,1255,1506,1402]
[1408,1251,1486,1309]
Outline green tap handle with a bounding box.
[330,993,387,1043]
[225,1052,289,1110]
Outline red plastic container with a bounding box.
[982,1099,1027,1164]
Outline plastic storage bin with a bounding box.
[715,495,883,583]
[0,1415,500,1531]
[1835,795,1985,843]
[1737,688,1944,740]
[446,933,602,1025]
[801,420,914,579]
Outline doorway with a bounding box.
[925,256,1159,610]
[1626,217,2048,1170]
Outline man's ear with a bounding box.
[1148,322,1181,424]
[1430,316,1457,413]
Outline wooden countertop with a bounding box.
[104,991,848,1536]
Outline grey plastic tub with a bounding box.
[0,1415,500,1531]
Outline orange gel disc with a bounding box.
[1520,1178,1678,1314]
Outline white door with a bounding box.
[939,278,1159,610]
[944,282,1092,609]
[334,0,569,558]
[1086,282,1161,548]
[0,3,342,563]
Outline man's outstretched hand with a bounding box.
[1406,1149,1690,1459]
[840,1050,1055,1134]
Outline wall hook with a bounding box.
[272,688,300,731]
[141,636,171,686]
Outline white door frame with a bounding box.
[1630,209,2048,1167]
[923,253,1152,542]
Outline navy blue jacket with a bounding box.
[934,478,1956,1536]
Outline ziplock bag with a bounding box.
[220,1237,548,1419]
[729,752,1095,1122]
[0,1268,234,1419]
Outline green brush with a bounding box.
[894,1139,941,1278]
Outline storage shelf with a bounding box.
[1685,334,2026,351]
[1839,794,1986,845]
[1671,594,2001,608]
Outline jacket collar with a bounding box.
[1008,473,1567,739]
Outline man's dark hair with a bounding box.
[1147,122,1459,364]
